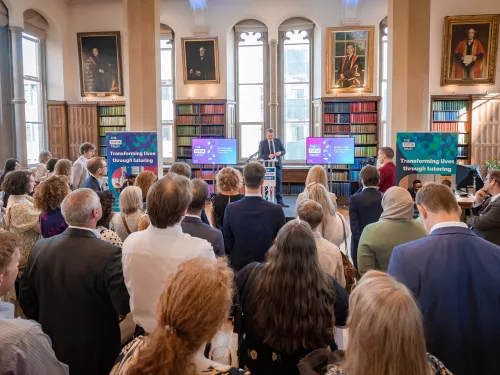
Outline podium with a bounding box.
[261,159,277,203]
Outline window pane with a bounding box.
[162,125,173,159]
[284,83,309,122]
[238,85,264,122]
[284,44,309,83]
[26,122,41,165]
[22,37,39,78]
[161,86,174,122]
[24,81,40,122]
[382,42,388,80]
[241,124,262,159]
[284,122,307,160]
[161,48,173,83]
[381,81,387,121]
[238,46,264,84]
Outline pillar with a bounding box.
[123,0,160,133]
[10,26,28,167]
[269,39,278,133]
[387,0,431,147]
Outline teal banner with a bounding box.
[396,132,458,184]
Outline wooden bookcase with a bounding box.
[317,96,381,202]
[97,102,126,156]
[430,95,471,165]
[47,101,69,158]
[174,99,236,195]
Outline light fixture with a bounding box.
[189,0,206,11]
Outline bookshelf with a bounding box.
[98,102,127,156]
[318,97,381,202]
[430,96,471,165]
[174,99,236,194]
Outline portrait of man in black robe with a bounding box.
[183,38,219,83]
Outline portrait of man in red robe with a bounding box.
[453,28,485,79]
[338,43,363,88]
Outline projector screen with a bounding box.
[306,137,355,165]
[192,138,237,165]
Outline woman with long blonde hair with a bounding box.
[296,165,337,213]
[326,271,451,375]
[111,258,246,375]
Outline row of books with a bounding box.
[329,164,349,169]
[100,117,126,126]
[324,125,349,133]
[177,126,200,135]
[283,184,306,195]
[351,113,377,123]
[99,106,125,116]
[324,114,350,124]
[432,112,467,121]
[330,183,350,197]
[458,146,469,157]
[353,134,377,144]
[458,134,469,144]
[99,127,124,136]
[350,171,360,181]
[177,147,192,157]
[176,115,226,125]
[330,171,349,181]
[352,124,377,133]
[324,125,378,134]
[177,104,225,115]
[352,158,371,169]
[99,146,107,155]
[432,101,469,111]
[193,170,216,179]
[431,122,469,133]
[351,102,377,112]
[324,103,350,113]
[177,137,194,146]
[201,126,225,136]
[355,146,377,157]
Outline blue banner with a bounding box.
[396,132,458,185]
[106,132,158,211]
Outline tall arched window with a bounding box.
[379,17,388,146]
[234,20,268,160]
[160,24,174,160]
[278,18,314,162]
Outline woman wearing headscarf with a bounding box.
[357,186,427,276]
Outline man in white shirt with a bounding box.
[122,173,215,333]
[297,199,345,287]
[72,142,95,189]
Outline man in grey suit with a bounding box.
[469,169,500,246]
[181,178,225,257]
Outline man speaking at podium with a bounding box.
[258,128,289,207]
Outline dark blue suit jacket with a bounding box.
[258,138,286,168]
[223,196,286,271]
[388,226,500,375]
[181,215,225,257]
[82,175,102,192]
[348,187,383,261]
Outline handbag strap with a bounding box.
[121,213,132,235]
[337,212,348,253]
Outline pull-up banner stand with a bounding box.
[396,132,458,186]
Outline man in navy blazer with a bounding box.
[181,179,225,257]
[223,162,286,271]
[349,165,383,268]
[82,157,107,192]
[388,183,500,375]
[258,128,288,207]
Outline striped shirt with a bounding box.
[0,301,69,374]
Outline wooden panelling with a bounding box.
[282,169,308,183]
[67,102,99,161]
[471,95,500,168]
[47,101,68,158]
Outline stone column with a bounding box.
[11,26,28,167]
[269,39,278,132]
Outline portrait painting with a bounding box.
[441,15,500,86]
[182,37,219,84]
[77,32,123,96]
[326,26,374,93]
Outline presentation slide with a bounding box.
[192,138,237,165]
[306,137,355,165]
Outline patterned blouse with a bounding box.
[40,208,68,238]
[326,353,452,375]
[97,226,123,248]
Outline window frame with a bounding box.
[160,34,175,162]
[234,29,269,163]
[278,27,313,164]
[379,17,388,146]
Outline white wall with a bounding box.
[429,0,500,95]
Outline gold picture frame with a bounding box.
[326,26,374,93]
[441,14,500,86]
[182,37,220,84]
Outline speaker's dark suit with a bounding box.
[258,138,286,202]
[19,228,130,375]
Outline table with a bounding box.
[456,194,475,222]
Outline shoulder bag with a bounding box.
[338,213,358,293]
[121,214,132,235]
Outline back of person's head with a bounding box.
[305,183,336,216]
[0,231,21,295]
[87,157,106,175]
[169,162,191,178]
[379,147,394,159]
[188,178,208,214]
[119,186,143,214]
[412,179,422,188]
[305,165,328,188]
[297,199,324,230]
[416,183,459,214]
[2,158,19,174]
[96,190,115,227]
[1,170,33,195]
[216,167,242,193]
[344,271,429,375]
[441,179,452,187]
[360,165,380,188]
[251,220,335,355]
[136,170,157,199]
[79,142,95,156]
[147,174,192,229]
[33,175,71,212]
[61,188,101,227]
[39,151,52,164]
[54,159,72,179]
[127,258,234,375]
[46,158,59,173]
[243,162,266,189]
[380,186,415,221]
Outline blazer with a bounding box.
[258,138,286,168]
[181,215,225,257]
[223,196,286,271]
[82,174,102,192]
[388,226,500,375]
[469,196,500,246]
[348,187,383,251]
[19,228,130,375]
[71,156,88,190]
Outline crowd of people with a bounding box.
[0,142,500,375]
